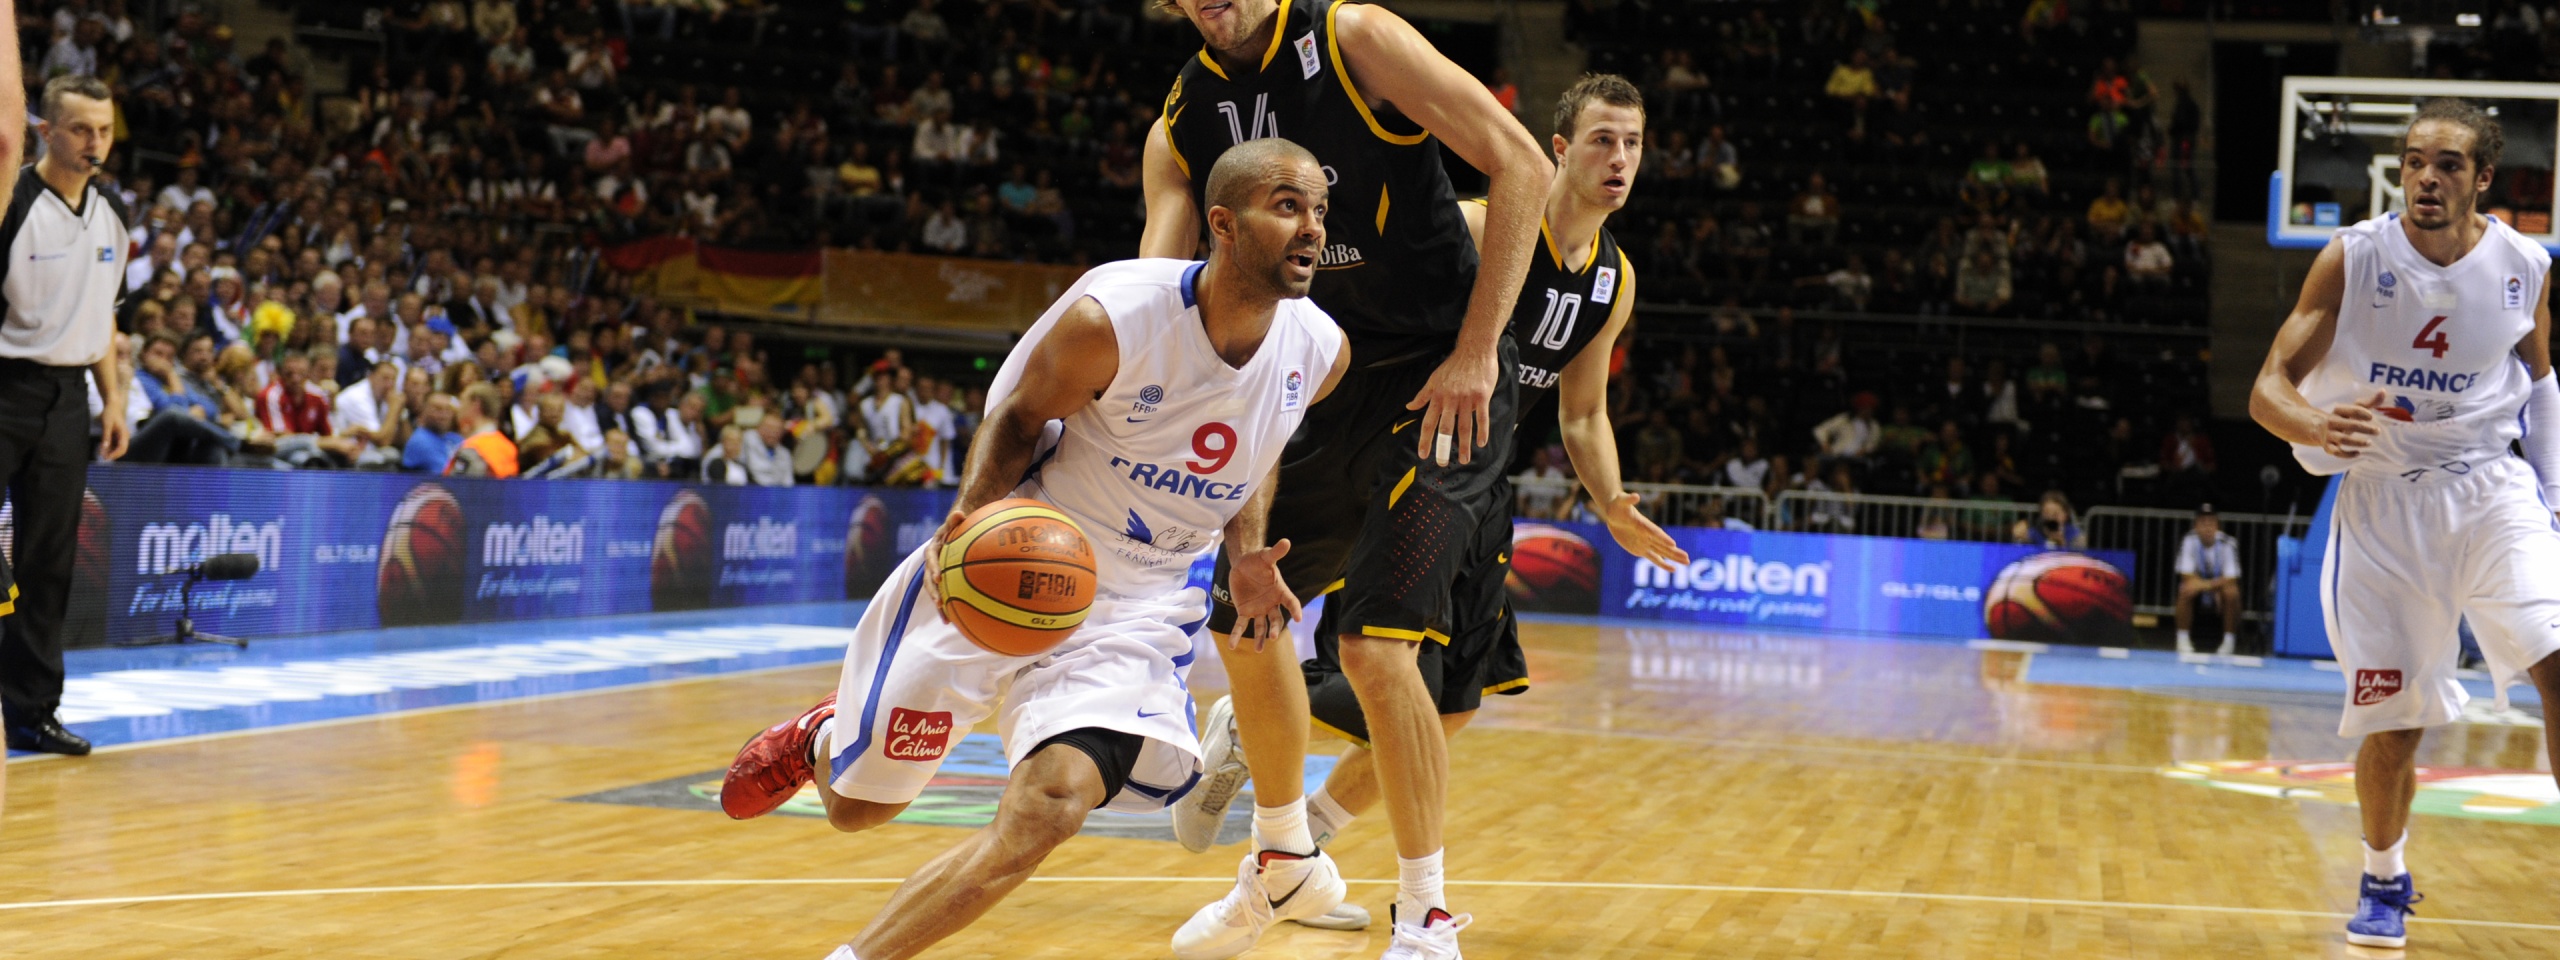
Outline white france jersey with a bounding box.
[2292,213,2547,477]
[985,259,1342,598]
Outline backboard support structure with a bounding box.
[2268,76,2560,255]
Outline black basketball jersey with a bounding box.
[1163,0,1478,363]
[1508,213,1626,406]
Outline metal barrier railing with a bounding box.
[1510,476,1773,530]
[2082,506,2310,623]
[1771,490,2040,543]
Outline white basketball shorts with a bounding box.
[2324,455,2560,737]
[821,544,1208,813]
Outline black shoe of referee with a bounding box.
[6,716,91,756]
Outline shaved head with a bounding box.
[1205,138,1324,218]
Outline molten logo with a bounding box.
[482,517,585,567]
[883,708,953,761]
[137,514,283,576]
[1633,554,1830,597]
[722,518,799,560]
[2354,669,2404,706]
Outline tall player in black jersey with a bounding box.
[1140,0,1549,958]
[1284,73,1688,930]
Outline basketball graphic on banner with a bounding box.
[652,490,716,611]
[1983,552,2135,644]
[1507,524,1600,614]
[844,495,899,598]
[379,483,468,626]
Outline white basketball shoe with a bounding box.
[1170,848,1350,960]
[1292,901,1371,930]
[1172,694,1250,853]
[1379,906,1471,960]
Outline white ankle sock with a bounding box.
[822,945,859,960]
[1307,786,1356,847]
[2175,629,2192,648]
[2220,633,2237,652]
[1396,849,1446,919]
[1253,799,1314,855]
[2364,832,2408,879]
[807,715,836,770]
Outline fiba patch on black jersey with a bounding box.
[1164,0,1478,361]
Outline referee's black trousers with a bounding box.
[0,361,93,722]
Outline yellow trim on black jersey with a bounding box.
[1161,91,1192,179]
[1260,0,1291,71]
[1192,2,1289,81]
[1539,217,1604,274]
[1375,183,1391,234]
[1325,0,1430,146]
[1387,466,1418,507]
[1317,578,1347,596]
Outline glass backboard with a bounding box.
[2269,77,2560,254]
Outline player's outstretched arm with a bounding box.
[924,297,1119,614]
[2249,238,2383,458]
[1554,259,1684,572]
[1335,3,1546,465]
[1139,117,1202,260]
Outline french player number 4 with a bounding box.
[2411,315,2451,359]
[1532,289,1582,351]
[1188,422,1237,474]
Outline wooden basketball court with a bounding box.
[1,618,2552,958]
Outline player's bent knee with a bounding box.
[822,792,908,833]
[1338,632,1420,678]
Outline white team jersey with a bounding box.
[985,259,1343,598]
[2293,214,2547,477]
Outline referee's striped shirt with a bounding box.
[0,165,132,368]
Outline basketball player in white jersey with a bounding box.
[717,139,1351,960]
[1175,76,1689,946]
[2250,98,2560,949]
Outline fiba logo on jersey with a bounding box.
[2506,274,2526,309]
[1283,369,1304,410]
[2377,270,2396,299]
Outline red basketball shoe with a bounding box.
[721,693,837,820]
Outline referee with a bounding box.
[0,75,131,757]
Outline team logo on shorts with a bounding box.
[2354,669,2404,706]
[884,708,954,761]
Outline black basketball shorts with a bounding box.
[1208,337,1520,643]
[1301,497,1528,744]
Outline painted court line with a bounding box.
[4,658,836,764]
[0,877,2550,933]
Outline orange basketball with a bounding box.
[938,498,1097,656]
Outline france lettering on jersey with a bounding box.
[2292,213,2547,477]
[984,259,1344,598]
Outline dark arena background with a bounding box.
[0,1,2551,957]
